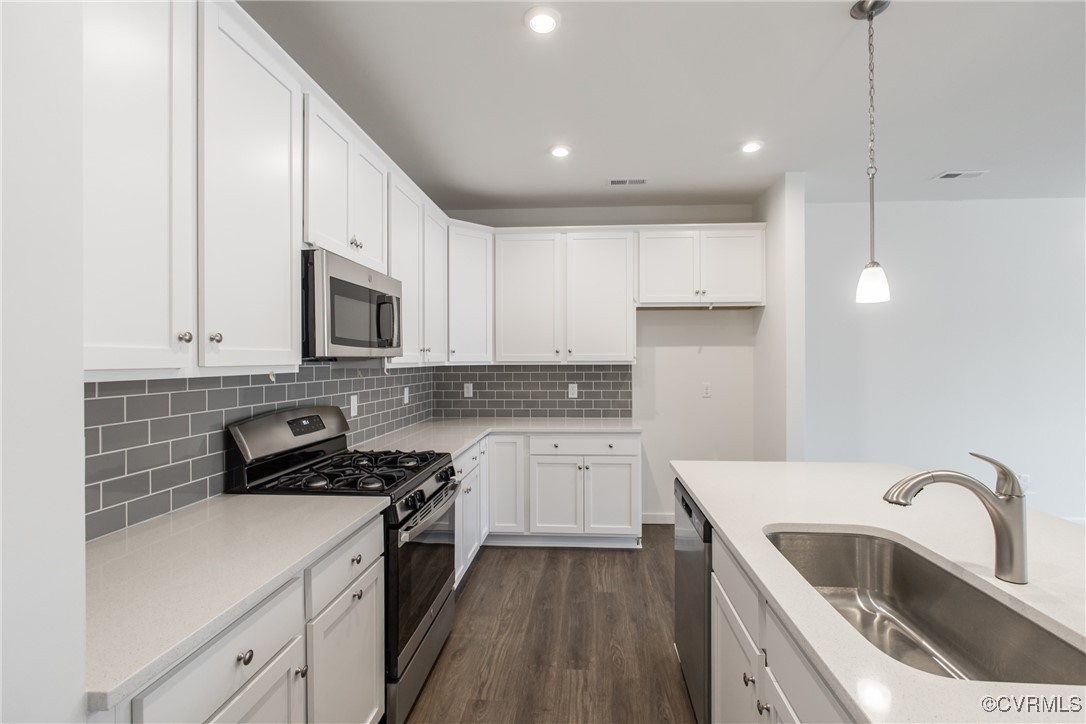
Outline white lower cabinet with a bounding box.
[529,455,584,534]
[455,442,488,588]
[711,533,846,724]
[207,636,307,724]
[583,456,641,535]
[306,558,385,724]
[488,435,528,534]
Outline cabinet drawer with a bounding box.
[529,435,639,457]
[133,578,304,723]
[764,608,847,724]
[712,531,760,644]
[305,517,384,619]
[453,442,481,477]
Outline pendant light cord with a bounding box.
[867,12,878,264]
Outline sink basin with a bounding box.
[766,531,1086,685]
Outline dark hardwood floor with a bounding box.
[407,525,697,724]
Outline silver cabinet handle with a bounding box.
[295,664,309,679]
[237,649,254,666]
[209,332,223,343]
[743,672,755,687]
[352,589,365,600]
[757,701,770,716]
[351,554,363,565]
[177,331,193,343]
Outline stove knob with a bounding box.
[414,490,426,508]
[436,467,450,484]
[446,465,457,480]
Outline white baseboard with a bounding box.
[642,512,675,524]
[484,534,641,549]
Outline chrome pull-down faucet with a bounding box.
[883,452,1027,584]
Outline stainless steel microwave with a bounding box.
[302,248,402,359]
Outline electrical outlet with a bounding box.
[464,383,473,398]
[568,383,578,399]
[349,394,358,417]
[702,383,712,398]
[403,387,409,404]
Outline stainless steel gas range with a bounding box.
[224,406,457,724]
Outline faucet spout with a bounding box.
[882,453,1027,584]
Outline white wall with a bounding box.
[752,173,806,460]
[448,203,752,228]
[806,198,1086,523]
[632,310,755,521]
[1,3,87,720]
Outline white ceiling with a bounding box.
[241,1,1086,209]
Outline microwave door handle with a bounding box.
[398,483,460,548]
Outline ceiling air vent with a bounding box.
[934,170,989,180]
[608,178,648,186]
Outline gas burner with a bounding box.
[302,474,331,490]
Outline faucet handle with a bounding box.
[969,452,1024,498]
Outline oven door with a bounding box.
[388,483,458,678]
[304,248,402,358]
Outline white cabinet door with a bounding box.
[307,558,384,724]
[488,435,526,534]
[350,137,388,273]
[303,94,351,253]
[389,177,423,365]
[83,0,196,371]
[700,229,765,305]
[422,210,449,364]
[583,456,641,536]
[566,232,635,362]
[478,438,491,540]
[462,465,481,565]
[448,225,493,363]
[762,669,801,724]
[495,233,564,363]
[711,572,760,724]
[207,636,306,724]
[199,1,302,367]
[454,488,466,587]
[529,456,584,534]
[638,230,699,304]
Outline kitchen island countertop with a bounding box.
[672,460,1086,723]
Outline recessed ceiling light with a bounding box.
[742,141,763,153]
[550,145,571,158]
[525,7,561,34]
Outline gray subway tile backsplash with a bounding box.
[84,361,631,541]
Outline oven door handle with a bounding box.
[398,483,460,548]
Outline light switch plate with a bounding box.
[464,383,473,398]
[568,383,578,399]
[349,394,358,417]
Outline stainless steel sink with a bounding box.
[766,531,1086,685]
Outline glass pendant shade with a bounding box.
[856,261,890,303]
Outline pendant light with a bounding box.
[853,0,891,304]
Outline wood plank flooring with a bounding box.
[407,525,696,724]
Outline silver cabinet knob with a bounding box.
[237,649,254,666]
[585,464,590,469]
[553,443,559,448]
[350,235,361,248]
[568,349,572,354]
[757,701,770,716]
[450,350,456,355]
[295,664,309,679]
[426,347,431,353]
[555,349,559,355]
[694,289,700,295]
[465,487,472,494]
[209,332,223,343]
[457,468,463,475]
[742,672,755,687]
[608,443,614,449]
[481,449,486,455]
[351,554,363,565]
[352,589,365,600]
[701,289,707,295]
[177,331,193,343]
[578,465,583,470]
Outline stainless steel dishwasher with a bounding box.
[674,478,711,724]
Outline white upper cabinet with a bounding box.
[448,225,494,363]
[83,0,196,371]
[566,232,635,362]
[422,209,449,364]
[389,176,424,365]
[199,0,302,367]
[495,233,565,363]
[700,229,765,305]
[304,93,388,274]
[638,226,765,307]
[638,230,699,305]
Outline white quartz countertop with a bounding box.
[671,461,1086,723]
[85,494,388,711]
[354,418,641,459]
